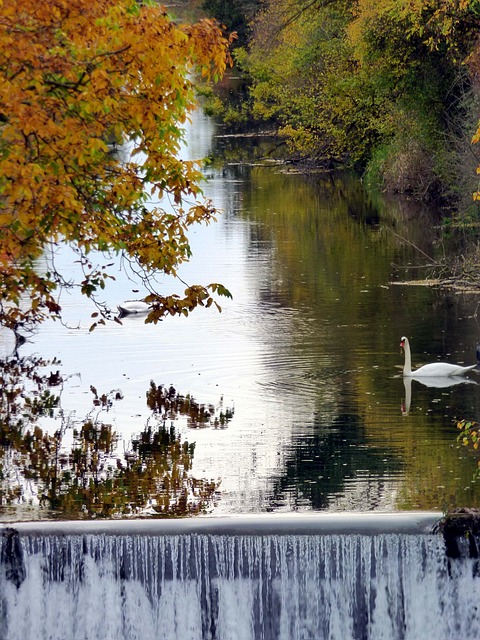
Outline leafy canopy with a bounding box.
[348,0,480,199]
[0,0,233,330]
[237,0,480,200]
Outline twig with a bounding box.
[388,228,437,264]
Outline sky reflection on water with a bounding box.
[2,109,480,519]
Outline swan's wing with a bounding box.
[413,362,476,377]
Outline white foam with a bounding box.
[2,531,480,639]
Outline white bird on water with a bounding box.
[400,336,477,378]
[117,301,151,318]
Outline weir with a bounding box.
[1,513,480,640]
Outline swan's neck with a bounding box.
[403,341,412,376]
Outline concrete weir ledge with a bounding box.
[0,511,442,536]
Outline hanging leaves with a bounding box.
[0,0,233,328]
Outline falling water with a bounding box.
[1,516,480,640]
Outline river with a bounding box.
[2,107,480,520]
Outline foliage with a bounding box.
[349,0,480,61]
[457,419,480,481]
[238,0,357,163]
[0,0,233,331]
[229,0,480,203]
[349,0,480,199]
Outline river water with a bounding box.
[2,108,480,519]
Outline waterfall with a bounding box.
[1,516,480,640]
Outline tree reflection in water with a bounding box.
[0,355,232,518]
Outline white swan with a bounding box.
[400,336,477,377]
[117,301,151,318]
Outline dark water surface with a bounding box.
[2,109,480,519]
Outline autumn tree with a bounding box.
[348,0,480,200]
[0,0,233,332]
[232,0,480,203]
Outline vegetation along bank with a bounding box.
[201,0,480,216]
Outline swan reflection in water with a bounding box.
[401,375,477,416]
